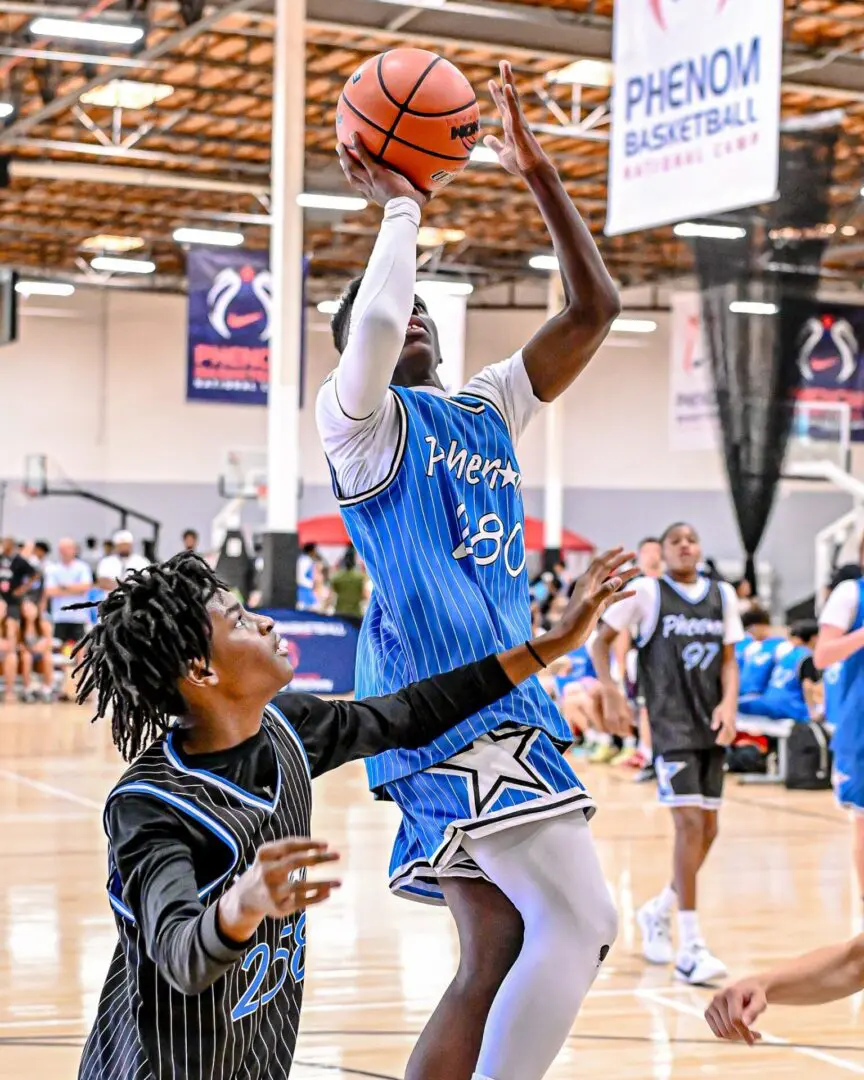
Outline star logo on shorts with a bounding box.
[655,756,688,798]
[427,727,547,816]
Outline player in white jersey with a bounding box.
[317,62,622,1080]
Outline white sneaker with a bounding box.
[637,899,674,964]
[674,943,727,985]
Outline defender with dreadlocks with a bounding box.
[76,549,634,1080]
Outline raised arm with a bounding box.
[484,62,620,403]
[329,137,426,420]
[288,548,637,776]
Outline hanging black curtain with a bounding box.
[693,130,838,587]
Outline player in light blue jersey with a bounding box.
[738,622,820,723]
[816,566,864,925]
[317,61,621,1080]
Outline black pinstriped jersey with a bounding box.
[637,577,725,755]
[79,703,311,1080]
[78,654,514,1080]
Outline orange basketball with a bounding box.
[336,48,481,195]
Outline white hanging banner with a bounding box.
[669,292,718,451]
[606,0,783,236]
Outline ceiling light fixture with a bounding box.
[15,281,75,298]
[81,80,174,110]
[841,225,858,237]
[29,16,145,45]
[611,318,657,333]
[0,103,14,119]
[297,193,368,211]
[547,59,613,87]
[528,254,559,271]
[91,256,155,274]
[317,300,340,314]
[173,227,244,247]
[80,234,145,254]
[674,222,746,240]
[730,301,778,315]
[469,146,499,165]
[417,226,467,247]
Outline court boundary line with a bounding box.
[0,768,103,810]
[639,988,864,1074]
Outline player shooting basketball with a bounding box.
[319,60,621,1080]
[75,550,634,1080]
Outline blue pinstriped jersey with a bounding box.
[831,578,864,763]
[331,386,570,788]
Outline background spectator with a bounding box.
[0,598,17,704]
[0,536,35,631]
[296,542,319,611]
[182,528,199,553]
[45,538,93,645]
[17,596,54,703]
[330,547,369,621]
[81,536,101,574]
[97,530,148,591]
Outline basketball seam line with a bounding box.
[339,94,471,163]
[379,53,442,161]
[374,65,476,119]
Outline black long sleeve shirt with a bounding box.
[107,654,513,995]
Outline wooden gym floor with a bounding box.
[1,702,862,1080]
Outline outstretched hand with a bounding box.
[336,134,426,209]
[484,60,551,178]
[704,980,767,1045]
[554,548,638,654]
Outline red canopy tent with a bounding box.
[298,514,593,554]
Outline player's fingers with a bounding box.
[269,851,341,876]
[733,1020,756,1046]
[594,577,623,601]
[704,1006,725,1040]
[483,134,504,155]
[258,837,328,859]
[488,78,506,117]
[349,133,378,171]
[336,146,370,190]
[712,996,738,1039]
[275,880,341,912]
[603,589,636,609]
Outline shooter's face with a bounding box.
[392,296,442,386]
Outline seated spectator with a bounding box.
[97,530,148,591]
[45,538,93,646]
[738,608,787,697]
[24,540,51,610]
[17,596,54,703]
[182,528,199,553]
[81,535,101,574]
[739,620,821,723]
[0,599,17,704]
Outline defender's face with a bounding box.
[206,590,294,697]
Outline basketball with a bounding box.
[336,48,481,194]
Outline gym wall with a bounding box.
[0,288,854,602]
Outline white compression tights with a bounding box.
[463,813,618,1080]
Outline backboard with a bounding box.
[23,453,47,497]
[783,400,851,479]
[218,447,268,502]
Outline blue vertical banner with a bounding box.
[187,247,271,404]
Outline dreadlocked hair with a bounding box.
[70,552,226,762]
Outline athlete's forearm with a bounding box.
[334,196,420,419]
[590,627,618,687]
[520,164,620,401]
[719,650,739,708]
[815,626,864,668]
[759,936,864,1006]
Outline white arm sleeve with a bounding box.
[600,577,657,638]
[461,351,544,444]
[331,196,420,421]
[315,197,420,500]
[719,581,745,645]
[819,580,860,631]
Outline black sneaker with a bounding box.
[634,763,656,783]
